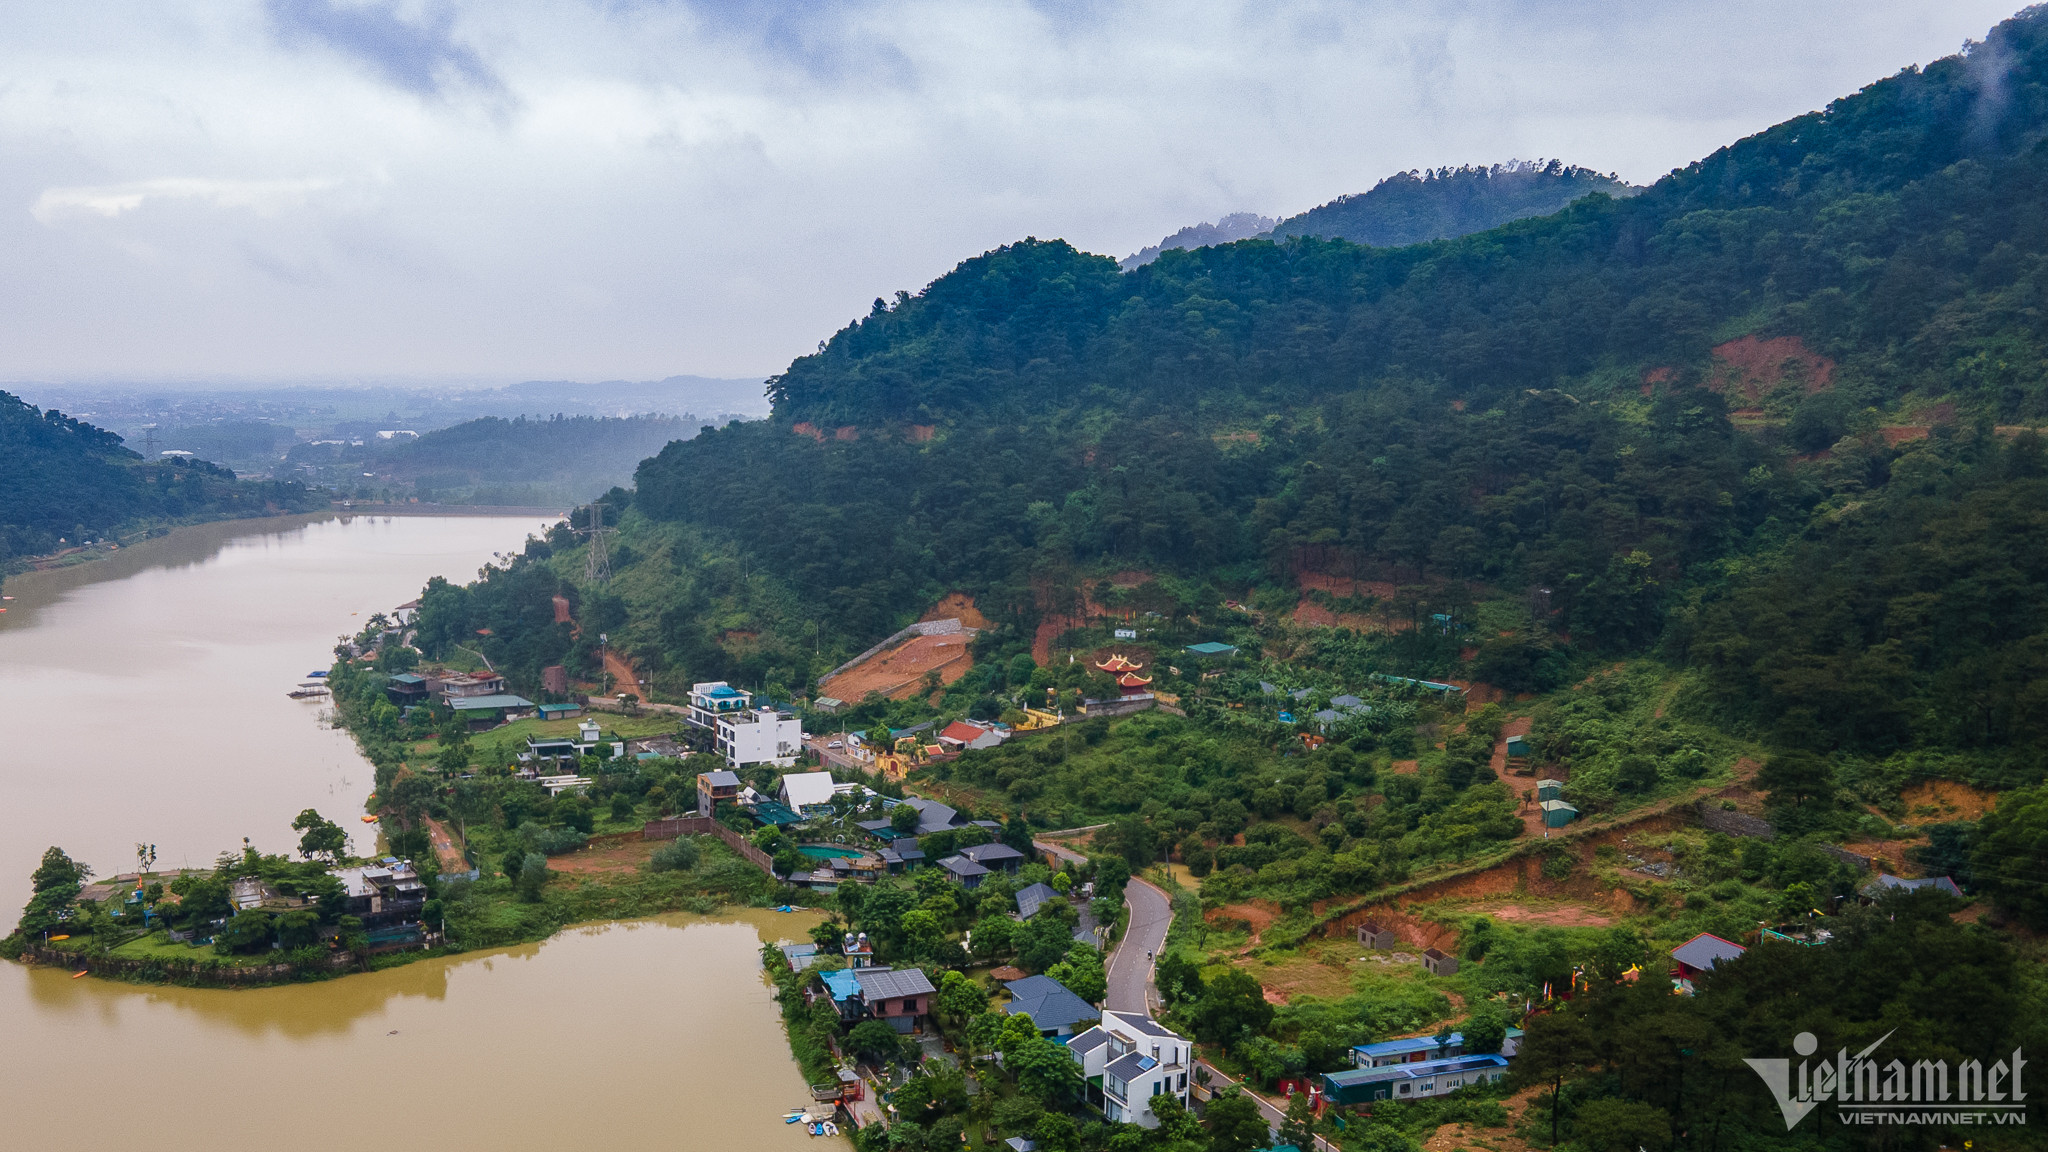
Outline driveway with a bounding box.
[1105,876,1171,1014]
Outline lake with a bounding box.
[0,514,829,1151]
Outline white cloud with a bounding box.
[0,0,2026,382]
[32,176,343,222]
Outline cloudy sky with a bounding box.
[0,1,2021,384]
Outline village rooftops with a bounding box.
[1003,974,1101,1033]
[1671,932,1747,974]
[779,771,838,810]
[1185,642,1236,656]
[700,770,742,788]
[1105,1010,1181,1039]
[819,967,863,1003]
[781,943,820,970]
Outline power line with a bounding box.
[576,500,613,583]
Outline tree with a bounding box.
[1754,750,1836,828]
[291,809,349,863]
[1509,1010,1590,1148]
[214,912,274,955]
[891,805,922,834]
[1003,813,1035,853]
[1047,942,1107,1003]
[1203,1090,1269,1152]
[1276,1091,1316,1152]
[1972,784,2048,926]
[1188,969,1273,1054]
[1571,1098,1671,1152]
[1005,1031,1084,1105]
[849,1019,910,1065]
[938,969,989,1022]
[15,846,91,938]
[971,910,1015,958]
[515,852,549,902]
[1460,1009,1508,1056]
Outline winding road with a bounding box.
[1104,876,1172,1014]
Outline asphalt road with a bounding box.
[1105,876,1172,1014]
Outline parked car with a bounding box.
[827,740,843,749]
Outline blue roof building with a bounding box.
[1354,1032,1463,1067]
[1323,1054,1509,1104]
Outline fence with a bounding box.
[822,617,973,683]
[642,816,780,877]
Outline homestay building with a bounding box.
[778,771,838,814]
[1322,1054,1510,1105]
[714,706,804,770]
[696,769,742,815]
[329,858,427,934]
[852,966,936,1033]
[451,693,537,728]
[937,720,1006,751]
[685,681,753,731]
[1066,1012,1191,1129]
[1001,974,1100,1037]
[1670,932,1746,994]
[524,720,621,766]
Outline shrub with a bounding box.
[649,837,701,872]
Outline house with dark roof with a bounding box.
[1421,947,1459,976]
[1015,881,1061,920]
[878,839,926,872]
[1002,974,1100,1037]
[1670,933,1746,986]
[1862,873,1965,899]
[938,855,991,888]
[899,797,968,835]
[960,842,1025,874]
[780,943,820,971]
[1066,1011,1190,1128]
[696,769,742,816]
[1356,921,1398,949]
[853,967,936,1033]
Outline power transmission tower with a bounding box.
[577,500,614,583]
[140,425,159,458]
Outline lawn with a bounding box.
[429,712,687,762]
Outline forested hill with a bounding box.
[428,10,2048,775]
[0,390,318,565]
[1268,160,1635,247]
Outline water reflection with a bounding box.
[2,912,827,1152]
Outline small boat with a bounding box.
[361,815,378,823]
[823,1123,839,1136]
[306,670,328,678]
[287,689,328,699]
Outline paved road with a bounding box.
[1105,876,1172,1014]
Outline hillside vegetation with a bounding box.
[1269,159,1636,247]
[0,390,318,567]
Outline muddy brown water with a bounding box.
[0,515,832,1150]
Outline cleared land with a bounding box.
[822,630,973,701]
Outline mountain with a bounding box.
[1119,212,1276,270]
[283,413,712,507]
[0,390,320,565]
[1268,159,1636,247]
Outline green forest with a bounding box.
[1268,160,1637,248]
[0,389,320,567]
[333,11,2048,1152]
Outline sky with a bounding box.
[0,0,2024,384]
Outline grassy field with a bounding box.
[414,711,687,763]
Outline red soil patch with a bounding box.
[1996,425,2048,438]
[923,592,992,631]
[793,422,825,441]
[722,630,759,645]
[823,631,973,701]
[544,833,657,875]
[552,594,573,625]
[1899,780,1998,824]
[1470,901,1614,927]
[1488,717,1553,839]
[1213,430,1261,447]
[1390,759,1419,775]
[1709,335,1834,401]
[1291,598,1396,633]
[423,818,469,875]
[906,425,936,442]
[1207,901,1280,946]
[603,648,641,694]
[1882,426,1931,445]
[1643,366,1675,385]
[834,426,859,441]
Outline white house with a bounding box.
[779,771,838,812]
[686,681,754,731]
[716,707,804,769]
[1066,1011,1191,1128]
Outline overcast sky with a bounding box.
[0,1,2021,384]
